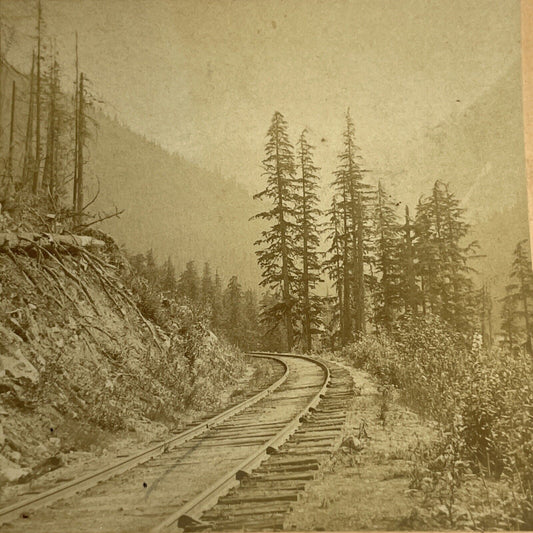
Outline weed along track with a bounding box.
[0,354,353,532]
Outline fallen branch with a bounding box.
[41,264,83,314]
[0,232,105,252]
[25,240,101,317]
[72,207,125,232]
[80,250,164,352]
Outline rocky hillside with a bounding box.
[0,208,246,490]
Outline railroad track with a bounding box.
[0,353,354,532]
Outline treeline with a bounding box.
[128,251,265,351]
[255,110,532,353]
[0,1,107,230]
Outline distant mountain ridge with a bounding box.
[0,53,528,310]
[385,58,530,317]
[388,59,527,224]
[0,56,262,288]
[88,113,261,287]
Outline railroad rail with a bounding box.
[1,353,354,532]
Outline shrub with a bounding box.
[340,314,533,528]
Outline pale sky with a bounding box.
[3,0,521,191]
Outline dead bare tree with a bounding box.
[23,51,35,186]
[32,0,42,194]
[6,80,15,183]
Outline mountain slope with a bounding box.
[88,114,261,287]
[387,59,527,223]
[387,59,529,306]
[0,57,261,288]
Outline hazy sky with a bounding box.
[4,0,521,191]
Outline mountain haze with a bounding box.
[88,114,261,287]
[0,57,261,288]
[387,59,527,223]
[384,59,529,317]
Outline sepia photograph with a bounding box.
[0,0,531,531]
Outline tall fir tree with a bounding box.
[160,257,177,294]
[242,289,260,350]
[223,275,244,347]
[178,260,200,302]
[253,111,299,351]
[371,181,402,330]
[398,205,418,315]
[200,262,214,305]
[414,181,477,333]
[501,288,520,352]
[323,196,345,346]
[330,109,371,343]
[211,270,224,331]
[295,129,322,352]
[478,282,493,350]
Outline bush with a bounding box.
[340,314,533,528]
[343,314,469,421]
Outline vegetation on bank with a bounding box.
[340,314,533,530]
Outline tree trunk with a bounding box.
[342,183,352,345]
[23,52,35,186]
[275,123,293,352]
[32,0,42,193]
[6,80,15,183]
[75,73,85,226]
[301,152,311,353]
[333,200,344,347]
[43,61,57,198]
[355,191,365,335]
[73,33,79,218]
[404,206,417,314]
[520,272,532,353]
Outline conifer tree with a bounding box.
[200,262,214,305]
[259,290,286,352]
[43,55,62,203]
[502,239,533,352]
[211,270,224,330]
[323,196,345,345]
[223,275,244,347]
[295,129,322,352]
[501,288,519,352]
[32,0,43,193]
[242,289,260,350]
[144,249,159,287]
[178,260,200,302]
[5,80,15,185]
[398,205,418,314]
[161,257,177,294]
[371,181,401,329]
[23,51,36,186]
[414,181,477,332]
[330,109,371,342]
[253,111,299,351]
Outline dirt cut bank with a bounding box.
[0,217,251,500]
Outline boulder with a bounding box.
[0,348,39,384]
[0,454,30,482]
[341,435,365,452]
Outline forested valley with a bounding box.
[0,1,531,531]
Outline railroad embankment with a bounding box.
[0,210,248,497]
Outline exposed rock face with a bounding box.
[0,344,39,385]
[0,454,30,483]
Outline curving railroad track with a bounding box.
[0,353,354,532]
